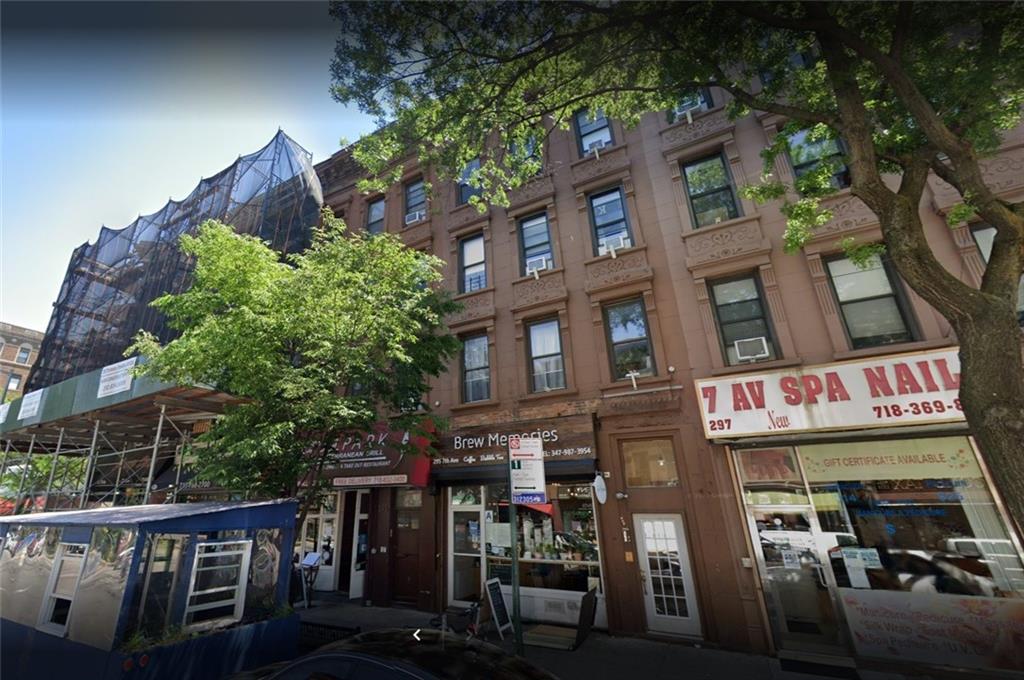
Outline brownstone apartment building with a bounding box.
[309,92,1024,675]
[0,322,44,402]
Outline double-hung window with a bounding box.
[38,543,88,635]
[366,198,385,234]
[519,213,554,276]
[589,188,632,256]
[527,319,565,392]
[710,275,778,365]
[459,234,487,293]
[575,109,612,155]
[458,159,482,205]
[788,130,851,189]
[184,540,252,629]
[604,298,655,380]
[6,374,22,392]
[15,346,30,364]
[971,225,1024,324]
[462,334,490,403]
[682,153,741,227]
[826,254,915,349]
[404,179,427,225]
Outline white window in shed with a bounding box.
[184,540,252,630]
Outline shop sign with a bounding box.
[333,474,408,487]
[838,588,1024,672]
[798,437,982,483]
[437,414,595,468]
[97,357,137,398]
[324,421,433,487]
[695,348,964,438]
[509,436,547,504]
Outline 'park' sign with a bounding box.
[694,347,965,438]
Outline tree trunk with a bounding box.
[873,192,1024,538]
[952,310,1024,538]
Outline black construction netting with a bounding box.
[27,130,324,391]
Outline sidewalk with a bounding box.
[296,597,906,680]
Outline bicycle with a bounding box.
[429,599,482,639]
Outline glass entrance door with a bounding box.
[348,490,370,599]
[633,514,702,637]
[746,507,847,655]
[449,485,484,604]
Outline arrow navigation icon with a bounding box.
[413,629,421,641]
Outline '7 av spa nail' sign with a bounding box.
[694,347,964,437]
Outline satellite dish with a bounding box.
[592,473,608,505]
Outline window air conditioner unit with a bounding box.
[734,337,770,362]
[674,102,703,126]
[587,139,606,158]
[525,257,548,279]
[405,210,426,226]
[599,234,629,259]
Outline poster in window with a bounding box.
[737,448,802,484]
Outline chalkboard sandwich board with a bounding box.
[485,577,513,639]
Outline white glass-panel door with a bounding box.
[448,485,485,605]
[349,490,370,599]
[633,514,702,637]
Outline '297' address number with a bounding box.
[707,418,732,431]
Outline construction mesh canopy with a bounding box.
[28,131,323,391]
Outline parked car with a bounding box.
[231,628,558,680]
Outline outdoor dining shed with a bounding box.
[0,499,299,680]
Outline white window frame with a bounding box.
[15,345,31,364]
[37,542,89,637]
[183,539,252,631]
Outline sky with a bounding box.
[1,1,377,332]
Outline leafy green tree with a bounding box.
[0,455,86,512]
[130,210,460,526]
[330,2,1024,531]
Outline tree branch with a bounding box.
[709,65,838,127]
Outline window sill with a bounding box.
[599,374,673,394]
[450,398,500,413]
[517,387,578,404]
[583,243,645,266]
[35,622,68,638]
[453,286,495,302]
[513,267,565,285]
[681,212,761,239]
[571,141,626,167]
[710,357,803,376]
[833,337,953,362]
[403,216,430,229]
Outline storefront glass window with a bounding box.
[736,447,809,505]
[798,439,1024,599]
[738,437,1024,671]
[483,482,602,593]
[621,439,680,488]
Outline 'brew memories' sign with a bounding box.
[486,577,513,639]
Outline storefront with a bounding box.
[436,415,609,627]
[295,424,436,609]
[696,348,1024,675]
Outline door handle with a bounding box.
[812,563,827,588]
[640,570,649,595]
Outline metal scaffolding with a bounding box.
[27,130,323,392]
[0,368,241,515]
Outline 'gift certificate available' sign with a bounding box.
[509,436,546,504]
[694,348,965,438]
